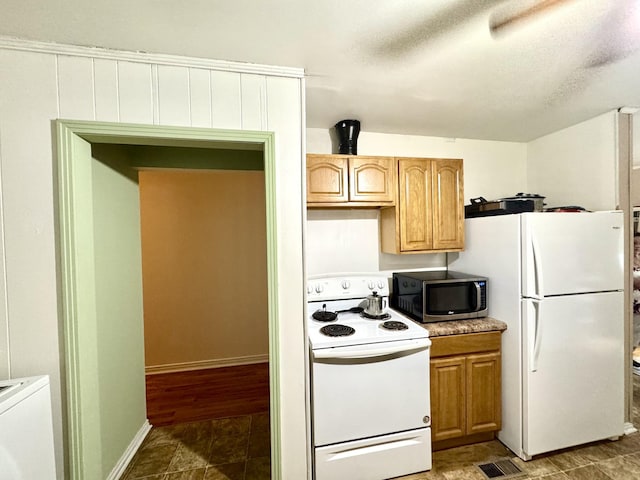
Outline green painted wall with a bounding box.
[59,135,147,478]
[92,144,264,171]
[91,152,147,477]
[66,133,103,479]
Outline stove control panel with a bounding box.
[307,275,390,302]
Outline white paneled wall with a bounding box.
[0,38,306,479]
[58,55,95,119]
[94,59,120,121]
[241,74,267,131]
[212,70,242,129]
[0,49,59,388]
[120,61,155,123]
[189,68,212,128]
[156,65,191,126]
[52,53,281,130]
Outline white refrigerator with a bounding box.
[449,211,624,460]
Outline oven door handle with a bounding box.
[312,339,430,360]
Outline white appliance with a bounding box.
[0,375,56,479]
[449,211,625,460]
[307,274,432,480]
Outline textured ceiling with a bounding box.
[2,0,640,141]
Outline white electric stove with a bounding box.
[307,274,432,480]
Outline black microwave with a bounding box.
[392,271,488,323]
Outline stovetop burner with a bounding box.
[361,311,391,320]
[312,310,337,322]
[381,320,409,331]
[320,324,356,337]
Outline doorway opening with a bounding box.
[110,146,271,476]
[56,120,280,480]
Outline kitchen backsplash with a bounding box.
[306,209,446,276]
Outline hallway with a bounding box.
[122,414,269,480]
[123,364,270,480]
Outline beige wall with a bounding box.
[139,169,268,371]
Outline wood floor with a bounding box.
[145,362,270,426]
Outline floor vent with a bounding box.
[476,458,525,479]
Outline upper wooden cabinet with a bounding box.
[380,157,464,253]
[306,154,396,206]
[432,159,465,250]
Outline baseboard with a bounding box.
[433,431,496,451]
[107,419,152,480]
[145,354,269,375]
[624,422,638,435]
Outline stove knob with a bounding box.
[315,284,324,294]
[341,280,351,289]
[377,280,385,289]
[367,281,375,290]
[307,285,313,295]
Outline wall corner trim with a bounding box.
[106,420,152,480]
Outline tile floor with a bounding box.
[398,374,640,480]
[122,413,270,480]
[400,431,640,480]
[125,376,640,480]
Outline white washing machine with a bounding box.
[0,375,56,479]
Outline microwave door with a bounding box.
[428,283,470,315]
[423,281,487,321]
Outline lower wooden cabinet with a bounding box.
[430,331,502,450]
[430,356,466,441]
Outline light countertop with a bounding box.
[422,317,507,337]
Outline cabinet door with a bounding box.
[432,159,464,250]
[466,352,501,435]
[398,158,432,251]
[430,356,465,442]
[348,156,395,203]
[306,155,348,203]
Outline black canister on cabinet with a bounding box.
[334,119,360,155]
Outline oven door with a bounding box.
[311,338,431,446]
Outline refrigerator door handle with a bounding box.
[531,233,544,300]
[530,299,542,372]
